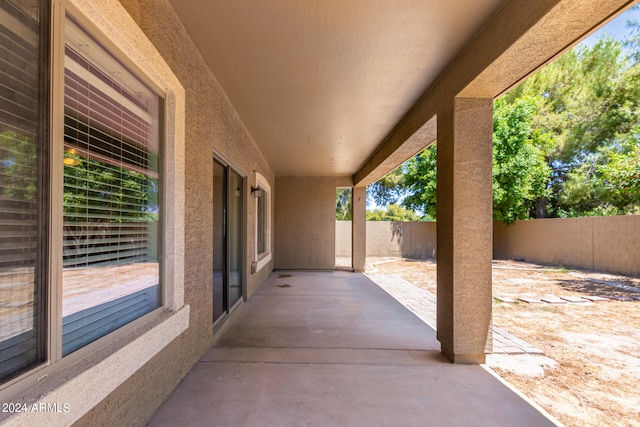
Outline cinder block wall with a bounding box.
[494,216,640,276]
[336,221,352,258]
[400,222,438,259]
[340,217,640,276]
[366,221,402,257]
[336,221,437,259]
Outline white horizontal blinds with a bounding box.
[61,16,161,355]
[0,0,45,382]
[62,17,160,269]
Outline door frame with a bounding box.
[212,151,247,328]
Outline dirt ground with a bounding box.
[369,258,640,427]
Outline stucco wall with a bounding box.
[275,177,345,270]
[75,1,274,425]
[494,216,640,276]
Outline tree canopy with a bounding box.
[369,33,640,223]
[336,188,352,220]
[366,204,421,222]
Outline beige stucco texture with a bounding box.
[74,1,274,425]
[275,177,349,270]
[435,98,494,364]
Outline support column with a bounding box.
[436,97,493,364]
[352,186,366,272]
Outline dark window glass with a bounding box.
[0,0,48,383]
[257,188,265,255]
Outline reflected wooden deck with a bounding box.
[62,263,158,316]
[1,263,158,340]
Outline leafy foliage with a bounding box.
[505,37,640,217]
[598,131,640,212]
[0,131,36,200]
[369,33,640,222]
[492,97,552,223]
[366,204,422,222]
[367,167,404,207]
[63,152,159,223]
[400,144,437,220]
[336,188,352,220]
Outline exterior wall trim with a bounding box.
[0,0,187,422]
[62,0,186,307]
[4,307,189,427]
[252,171,272,273]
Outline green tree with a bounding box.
[367,167,404,208]
[371,34,640,221]
[400,144,437,220]
[366,204,421,221]
[369,97,552,224]
[492,97,552,223]
[598,130,640,213]
[63,152,158,223]
[506,37,640,216]
[0,131,37,200]
[335,188,352,220]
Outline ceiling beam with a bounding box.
[354,0,634,187]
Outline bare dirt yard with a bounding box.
[369,258,640,427]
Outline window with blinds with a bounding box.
[253,172,271,272]
[257,189,266,255]
[61,16,162,355]
[0,0,47,383]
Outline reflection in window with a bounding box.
[61,16,162,355]
[252,172,271,273]
[256,187,266,255]
[0,0,47,383]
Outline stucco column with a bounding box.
[436,97,493,364]
[352,186,366,272]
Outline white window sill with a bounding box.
[252,252,272,274]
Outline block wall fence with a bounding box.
[336,216,640,276]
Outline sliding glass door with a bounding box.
[212,158,244,324]
[227,169,243,307]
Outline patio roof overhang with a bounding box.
[165,0,508,179]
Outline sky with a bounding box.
[581,4,640,47]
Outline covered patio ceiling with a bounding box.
[167,0,508,177]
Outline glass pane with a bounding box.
[257,188,265,255]
[212,160,225,323]
[61,16,161,355]
[335,188,352,268]
[228,170,242,306]
[0,0,45,382]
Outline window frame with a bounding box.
[59,14,164,356]
[0,0,50,384]
[252,171,271,273]
[51,1,169,361]
[0,0,187,420]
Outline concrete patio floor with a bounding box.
[148,271,560,427]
